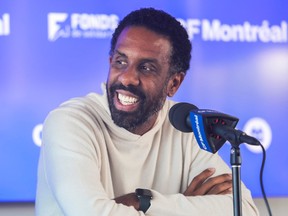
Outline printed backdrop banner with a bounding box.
[0,0,287,201]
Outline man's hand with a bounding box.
[114,192,140,210]
[184,168,232,196]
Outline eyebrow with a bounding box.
[113,50,127,58]
[113,49,162,65]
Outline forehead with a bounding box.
[114,26,172,61]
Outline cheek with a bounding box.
[144,79,168,99]
[107,69,118,85]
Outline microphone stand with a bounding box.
[230,144,242,216]
[214,126,245,216]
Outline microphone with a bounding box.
[169,102,260,153]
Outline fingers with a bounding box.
[184,168,233,196]
[214,185,233,195]
[183,168,215,196]
[206,174,232,195]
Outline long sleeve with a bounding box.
[147,191,258,216]
[36,106,145,216]
[145,151,259,216]
[145,128,259,215]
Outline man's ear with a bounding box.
[167,72,185,97]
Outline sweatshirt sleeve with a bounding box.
[36,107,145,216]
[145,139,259,216]
[146,187,259,216]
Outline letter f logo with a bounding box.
[48,13,68,41]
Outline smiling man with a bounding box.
[107,26,179,135]
[36,8,259,216]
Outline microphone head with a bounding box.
[169,102,198,132]
[169,102,241,154]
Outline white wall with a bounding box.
[0,198,287,216]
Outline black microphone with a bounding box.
[169,102,260,153]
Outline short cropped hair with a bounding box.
[109,8,192,75]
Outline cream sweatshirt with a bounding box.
[36,87,259,216]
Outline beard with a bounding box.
[107,83,167,132]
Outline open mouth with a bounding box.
[118,92,139,105]
[113,89,141,112]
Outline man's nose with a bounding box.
[118,66,140,87]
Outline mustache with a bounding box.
[109,84,146,100]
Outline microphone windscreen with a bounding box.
[169,102,198,132]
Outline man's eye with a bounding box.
[140,65,150,71]
[139,64,155,72]
[112,59,127,68]
[116,60,127,65]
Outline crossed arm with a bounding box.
[114,168,233,211]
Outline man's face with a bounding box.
[106,26,176,135]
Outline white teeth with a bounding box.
[118,93,138,105]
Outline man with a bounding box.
[36,8,259,215]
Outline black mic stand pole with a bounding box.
[213,126,244,216]
[230,144,242,216]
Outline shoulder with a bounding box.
[43,92,111,135]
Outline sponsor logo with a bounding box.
[193,114,208,150]
[178,18,288,43]
[0,13,10,36]
[48,12,119,41]
[243,118,272,153]
[32,124,43,147]
[47,13,287,43]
